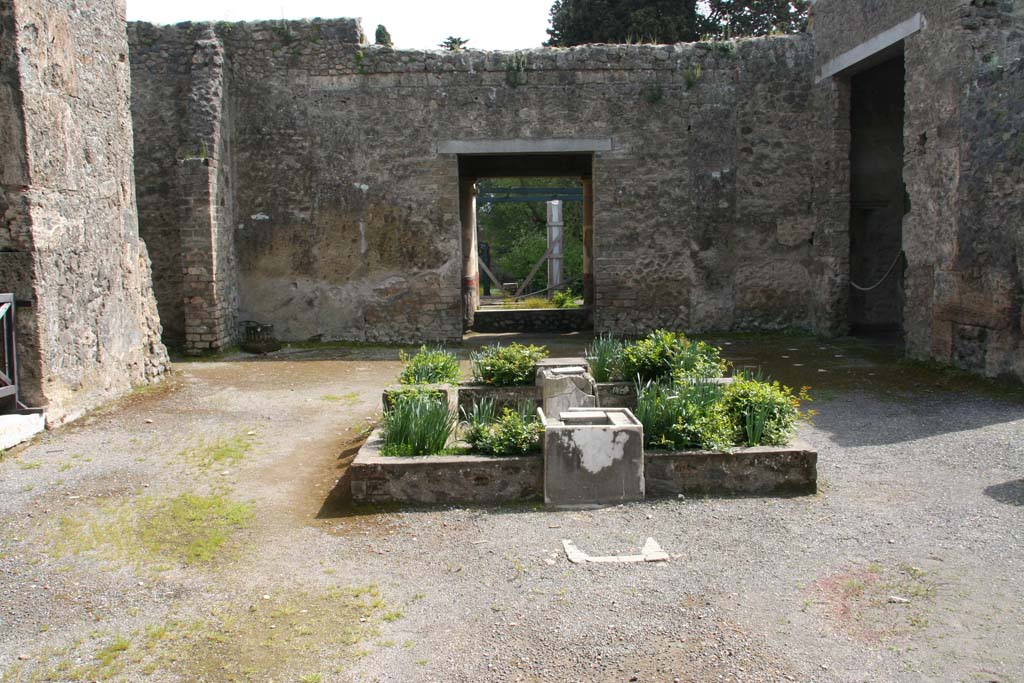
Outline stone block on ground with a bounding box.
[541,407,645,508]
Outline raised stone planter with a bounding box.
[645,442,818,497]
[471,307,592,333]
[456,383,539,415]
[350,431,816,504]
[350,429,542,504]
[382,384,454,411]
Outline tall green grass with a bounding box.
[381,393,456,456]
[585,333,623,383]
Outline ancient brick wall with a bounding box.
[0,0,168,423]
[812,0,1024,380]
[129,20,828,346]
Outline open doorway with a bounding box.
[458,154,594,333]
[848,54,907,340]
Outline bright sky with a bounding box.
[126,0,556,50]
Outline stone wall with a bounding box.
[128,21,830,349]
[811,0,1024,380]
[0,0,168,424]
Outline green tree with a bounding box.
[701,0,810,39]
[477,178,584,295]
[546,0,700,46]
[439,36,470,51]
[375,24,393,47]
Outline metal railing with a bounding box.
[0,293,21,413]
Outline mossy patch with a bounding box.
[320,392,361,405]
[178,432,256,469]
[808,562,939,642]
[51,493,254,568]
[4,586,387,682]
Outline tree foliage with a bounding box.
[701,0,811,39]
[546,0,700,46]
[545,0,809,46]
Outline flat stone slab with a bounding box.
[0,412,45,451]
[562,537,669,564]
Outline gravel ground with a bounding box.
[0,333,1021,683]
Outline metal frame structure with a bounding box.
[0,293,23,413]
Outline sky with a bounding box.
[126,0,557,50]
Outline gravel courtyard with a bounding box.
[1,334,1021,683]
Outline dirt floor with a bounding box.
[1,332,1022,683]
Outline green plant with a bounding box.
[618,330,726,382]
[374,24,393,47]
[684,64,703,90]
[585,334,623,383]
[519,297,552,309]
[461,397,498,447]
[634,378,731,451]
[470,343,548,386]
[551,288,579,309]
[381,392,456,456]
[722,375,812,446]
[398,345,461,385]
[464,404,543,456]
[439,36,469,51]
[505,52,528,87]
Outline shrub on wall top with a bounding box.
[470,343,548,386]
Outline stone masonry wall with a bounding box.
[0,0,168,423]
[128,20,829,346]
[812,0,1024,380]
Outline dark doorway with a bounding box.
[457,154,594,333]
[848,55,906,337]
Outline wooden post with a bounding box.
[582,178,594,307]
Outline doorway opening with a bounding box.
[848,54,907,340]
[458,154,594,333]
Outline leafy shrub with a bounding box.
[520,297,552,309]
[722,376,811,447]
[634,378,731,451]
[398,345,461,385]
[470,343,548,386]
[619,330,727,382]
[551,289,579,309]
[585,333,623,383]
[381,392,456,456]
[463,402,543,456]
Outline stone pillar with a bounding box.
[460,178,479,330]
[582,178,595,307]
[0,0,168,423]
[547,200,564,292]
[180,28,235,354]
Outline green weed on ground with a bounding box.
[178,431,256,470]
[50,492,254,568]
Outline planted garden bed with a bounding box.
[351,334,818,505]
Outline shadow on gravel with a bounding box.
[984,480,1024,506]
